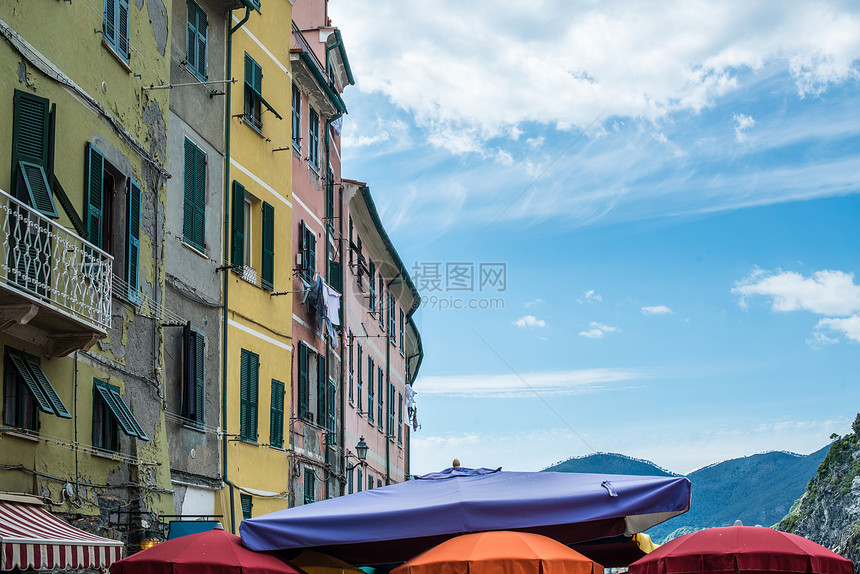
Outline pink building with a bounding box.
[289,1,422,503]
[340,180,423,492]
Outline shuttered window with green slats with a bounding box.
[240,494,253,519]
[298,342,309,420]
[103,0,131,62]
[182,327,205,425]
[186,0,207,80]
[11,90,57,218]
[270,379,284,448]
[183,138,206,251]
[348,331,354,404]
[316,353,326,424]
[4,349,71,431]
[308,107,320,168]
[327,376,335,432]
[367,356,374,424]
[93,378,148,453]
[356,343,363,412]
[231,181,246,269]
[292,84,301,149]
[239,349,259,441]
[304,468,315,505]
[261,201,274,290]
[126,178,141,303]
[244,53,263,131]
[377,366,384,429]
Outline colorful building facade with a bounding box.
[0,0,174,548]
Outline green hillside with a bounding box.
[543,447,829,543]
[543,452,677,477]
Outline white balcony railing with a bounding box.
[0,188,112,332]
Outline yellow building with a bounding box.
[0,0,173,552]
[220,0,295,531]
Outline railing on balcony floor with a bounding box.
[0,188,112,332]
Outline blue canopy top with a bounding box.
[240,468,690,565]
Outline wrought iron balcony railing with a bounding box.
[0,188,112,333]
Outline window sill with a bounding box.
[242,116,264,136]
[181,239,208,259]
[92,448,122,461]
[237,438,258,446]
[0,428,41,442]
[102,40,132,72]
[181,421,206,434]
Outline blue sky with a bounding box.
[330,1,860,475]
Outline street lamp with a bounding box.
[347,436,368,470]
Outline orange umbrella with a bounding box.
[391,531,604,574]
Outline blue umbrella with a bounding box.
[240,467,690,566]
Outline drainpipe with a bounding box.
[221,5,251,534]
[338,183,346,494]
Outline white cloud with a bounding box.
[579,321,619,339]
[331,1,860,153]
[524,298,544,308]
[512,315,546,329]
[642,305,673,315]
[815,316,860,343]
[733,269,860,316]
[578,289,603,304]
[415,368,648,399]
[733,113,756,142]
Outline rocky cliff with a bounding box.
[778,414,860,573]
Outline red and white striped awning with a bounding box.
[0,500,123,571]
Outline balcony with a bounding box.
[0,189,112,357]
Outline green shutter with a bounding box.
[356,343,362,411]
[261,201,274,290]
[118,0,130,60]
[84,143,104,247]
[25,354,71,419]
[194,331,205,424]
[307,228,316,279]
[104,0,116,49]
[367,357,374,424]
[11,90,51,204]
[270,379,284,448]
[184,139,206,250]
[239,349,259,441]
[231,181,245,268]
[317,353,325,423]
[298,343,308,419]
[328,260,342,293]
[94,380,148,440]
[18,161,58,218]
[186,1,196,73]
[240,493,252,519]
[196,6,207,79]
[186,1,207,80]
[8,351,54,415]
[327,377,335,432]
[126,178,141,303]
[378,367,383,427]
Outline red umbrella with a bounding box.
[110,528,305,574]
[628,526,853,574]
[391,531,604,574]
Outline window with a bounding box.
[389,294,396,343]
[230,180,259,282]
[326,165,335,227]
[11,91,58,219]
[181,327,204,425]
[186,0,207,80]
[239,349,259,441]
[299,221,316,281]
[304,468,315,504]
[348,332,354,404]
[292,84,301,149]
[368,474,374,490]
[308,107,319,168]
[93,379,149,452]
[298,342,309,421]
[317,353,326,425]
[357,468,362,492]
[103,0,131,62]
[183,138,206,251]
[388,382,395,438]
[377,366,384,429]
[367,356,374,424]
[261,201,274,290]
[240,494,253,519]
[347,466,354,494]
[85,143,142,302]
[356,343,363,412]
[270,379,284,448]
[244,54,263,131]
[399,308,405,353]
[377,478,382,489]
[398,391,403,445]
[368,260,376,313]
[4,349,71,432]
[326,375,336,432]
